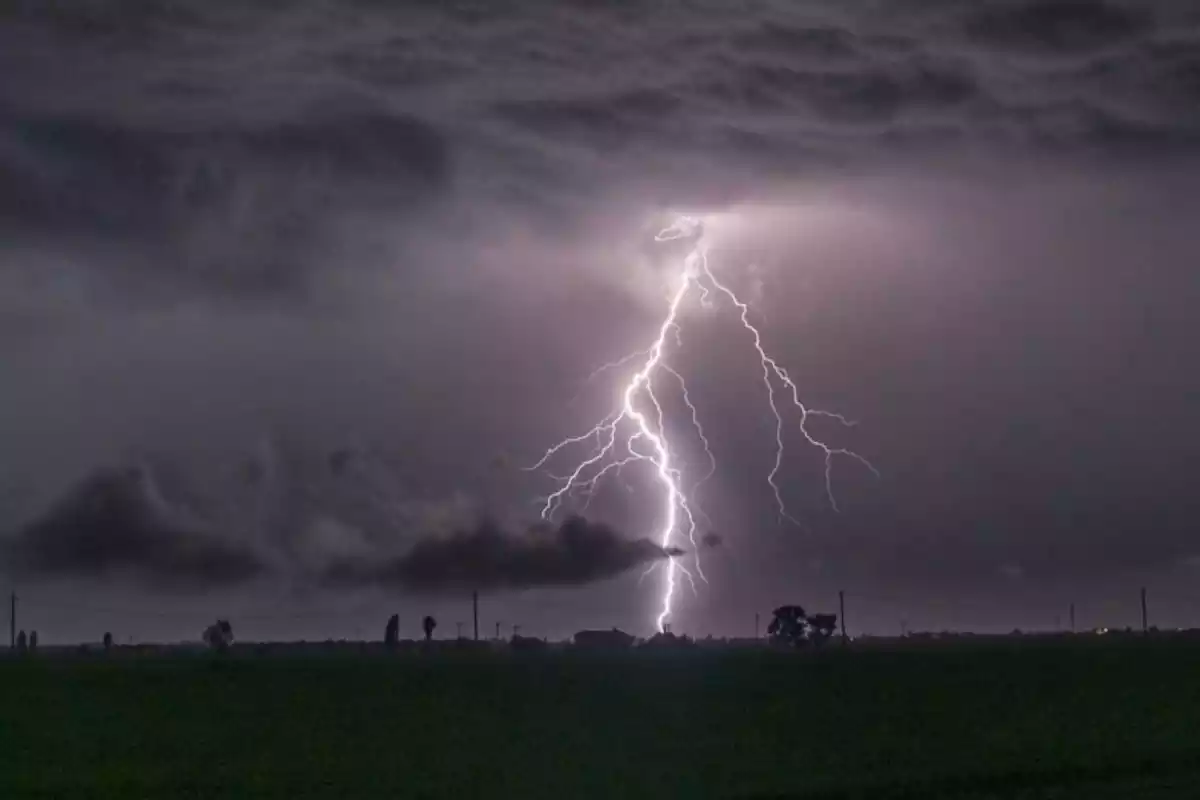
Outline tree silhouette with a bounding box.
[203,619,234,652]
[807,613,837,646]
[28,631,38,651]
[767,606,807,647]
[767,606,839,647]
[384,614,399,647]
[103,632,113,651]
[422,615,437,642]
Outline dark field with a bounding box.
[3,638,1200,798]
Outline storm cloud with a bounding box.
[3,466,266,588]
[2,0,1200,640]
[324,515,683,594]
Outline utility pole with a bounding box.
[472,591,479,641]
[1141,587,1148,634]
[1069,603,1075,633]
[9,592,15,650]
[839,590,847,645]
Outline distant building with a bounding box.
[573,628,635,649]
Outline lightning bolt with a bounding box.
[528,215,874,633]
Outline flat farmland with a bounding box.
[3,638,1200,798]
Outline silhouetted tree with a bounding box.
[767,606,807,647]
[385,614,399,647]
[28,631,38,651]
[768,605,840,647]
[203,619,234,652]
[807,613,837,646]
[103,632,113,651]
[422,615,436,642]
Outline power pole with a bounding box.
[9,592,15,650]
[1069,603,1075,633]
[1141,587,1148,634]
[472,591,479,641]
[839,590,847,645]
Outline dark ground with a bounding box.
[3,637,1200,798]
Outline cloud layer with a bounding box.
[3,466,266,588]
[2,0,1198,303]
[2,461,678,595]
[323,514,681,594]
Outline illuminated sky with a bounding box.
[2,0,1199,642]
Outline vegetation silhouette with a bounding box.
[384,614,399,648]
[422,615,436,642]
[768,605,838,647]
[203,620,234,652]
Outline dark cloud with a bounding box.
[3,467,266,588]
[2,107,446,229]
[723,58,979,125]
[962,0,1152,54]
[323,515,683,594]
[701,531,722,549]
[730,22,863,63]
[492,88,685,150]
[0,105,449,296]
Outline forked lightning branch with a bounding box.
[529,215,876,632]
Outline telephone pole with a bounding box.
[1141,587,1148,634]
[839,590,847,645]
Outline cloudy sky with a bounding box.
[2,0,1199,643]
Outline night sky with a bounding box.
[2,0,1199,644]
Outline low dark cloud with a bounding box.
[3,467,266,588]
[324,515,683,594]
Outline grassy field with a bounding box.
[3,638,1200,798]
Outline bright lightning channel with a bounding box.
[528,215,875,633]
